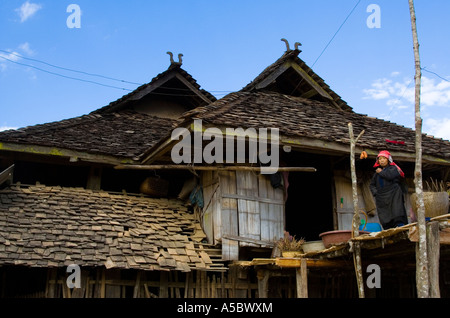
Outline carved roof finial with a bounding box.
[281,38,290,51]
[167,51,174,64]
[167,51,183,67]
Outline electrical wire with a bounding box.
[312,0,362,68]
[0,50,233,96]
[421,67,450,82]
[0,55,134,91]
[0,49,143,86]
[290,0,361,95]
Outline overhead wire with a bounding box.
[290,0,362,95]
[0,49,143,86]
[421,67,450,82]
[0,54,134,91]
[0,49,233,96]
[311,0,362,68]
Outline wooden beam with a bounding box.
[0,164,14,186]
[114,164,316,173]
[409,222,450,245]
[273,258,353,268]
[0,141,133,165]
[175,73,215,104]
[222,235,275,247]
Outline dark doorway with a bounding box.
[284,153,334,241]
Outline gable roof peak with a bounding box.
[241,39,352,111]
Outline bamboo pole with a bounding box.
[408,0,429,298]
[114,164,316,173]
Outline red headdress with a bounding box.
[373,150,404,177]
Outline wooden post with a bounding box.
[352,241,365,298]
[71,270,88,298]
[257,269,269,298]
[348,122,365,298]
[100,269,106,298]
[408,0,429,298]
[159,271,169,298]
[133,271,141,298]
[427,221,440,298]
[296,258,308,298]
[348,122,364,238]
[46,268,58,298]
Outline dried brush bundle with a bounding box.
[424,177,446,192]
[276,231,305,252]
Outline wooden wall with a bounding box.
[333,170,415,230]
[334,170,380,230]
[201,171,285,261]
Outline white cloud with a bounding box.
[18,42,34,56]
[362,73,450,139]
[16,1,42,23]
[0,43,34,71]
[0,50,21,71]
[363,75,450,108]
[0,126,18,132]
[424,118,450,141]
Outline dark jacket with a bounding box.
[370,165,407,228]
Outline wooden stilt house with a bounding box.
[0,41,449,298]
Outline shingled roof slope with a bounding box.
[0,110,177,161]
[0,184,222,272]
[182,90,450,159]
[0,63,216,162]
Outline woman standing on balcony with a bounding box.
[370,150,408,229]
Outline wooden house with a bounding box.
[0,42,449,298]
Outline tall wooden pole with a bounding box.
[408,0,429,298]
[348,122,365,298]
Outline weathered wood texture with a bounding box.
[42,268,259,298]
[202,171,285,261]
[334,171,375,230]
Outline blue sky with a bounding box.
[1,0,450,140]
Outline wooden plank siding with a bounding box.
[220,171,239,260]
[202,170,285,261]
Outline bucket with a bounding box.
[359,222,382,232]
[302,240,325,253]
[319,230,370,248]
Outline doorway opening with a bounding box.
[284,153,334,241]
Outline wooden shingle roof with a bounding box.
[0,110,177,162]
[0,63,216,163]
[181,90,450,160]
[0,184,224,272]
